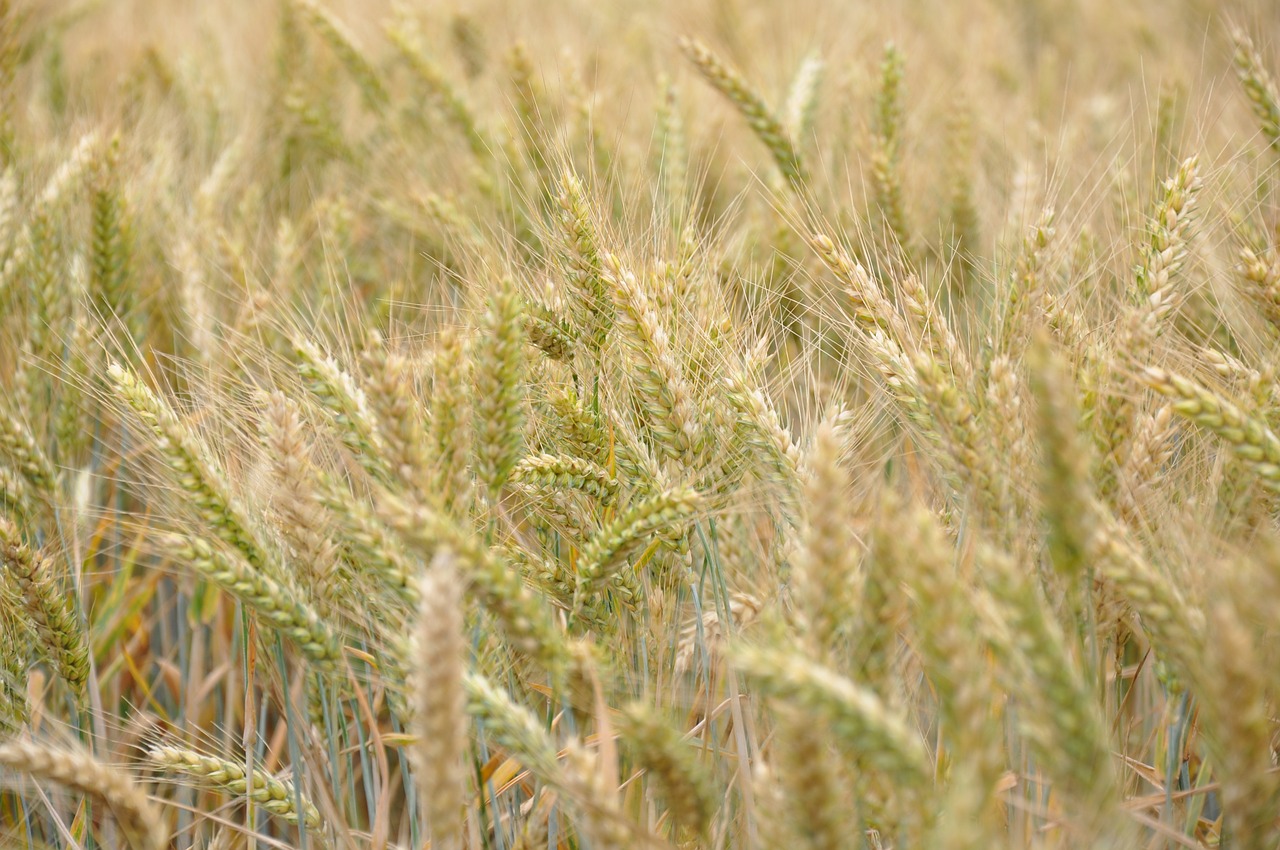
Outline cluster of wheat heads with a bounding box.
[3,0,1280,848]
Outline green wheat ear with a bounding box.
[1231,27,1280,153]
[680,37,807,192]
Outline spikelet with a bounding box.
[900,272,974,389]
[1097,156,1200,486]
[0,609,27,732]
[259,392,340,584]
[783,51,823,145]
[0,463,28,523]
[525,304,578,362]
[429,329,474,510]
[512,453,617,504]
[997,208,1055,360]
[1132,156,1200,327]
[655,76,689,222]
[679,37,807,191]
[317,479,418,604]
[1238,244,1280,330]
[0,517,88,703]
[0,403,57,500]
[912,351,1011,522]
[1141,366,1280,491]
[721,367,803,507]
[88,134,133,336]
[871,43,910,255]
[986,355,1030,484]
[556,172,614,353]
[361,341,431,485]
[809,232,910,342]
[1028,334,1094,587]
[1088,512,1205,678]
[464,670,567,790]
[547,384,610,467]
[0,739,167,850]
[22,131,99,382]
[1117,403,1176,524]
[149,744,322,829]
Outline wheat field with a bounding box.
[2,0,1280,848]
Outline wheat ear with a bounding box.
[1231,27,1280,153]
[0,738,167,850]
[164,533,342,668]
[410,550,468,850]
[109,362,277,575]
[0,517,88,703]
[679,37,807,191]
[149,743,322,829]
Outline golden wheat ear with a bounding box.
[0,739,168,850]
[409,550,468,850]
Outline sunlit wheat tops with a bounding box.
[5,5,1280,850]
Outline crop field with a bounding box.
[2,0,1280,848]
